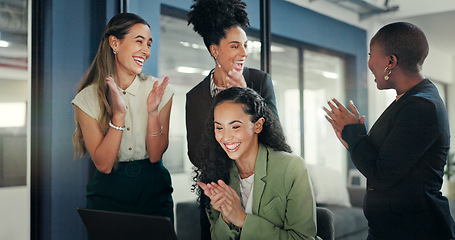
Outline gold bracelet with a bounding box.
[148,126,163,136]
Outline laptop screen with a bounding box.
[77,208,177,240]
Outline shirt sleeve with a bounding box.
[71,85,100,120]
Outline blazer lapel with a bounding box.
[252,144,268,215]
[200,70,213,102]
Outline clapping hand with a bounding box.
[323,98,364,149]
[147,77,169,115]
[106,76,127,117]
[197,180,247,227]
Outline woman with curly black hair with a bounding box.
[186,1,279,238]
[194,87,318,239]
[186,0,278,168]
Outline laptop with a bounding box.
[77,208,178,240]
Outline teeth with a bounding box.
[133,57,144,63]
[225,143,240,150]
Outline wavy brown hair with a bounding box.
[72,13,149,159]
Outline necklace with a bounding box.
[212,70,227,88]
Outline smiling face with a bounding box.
[110,23,152,80]
[214,101,263,163]
[368,40,393,90]
[211,26,249,74]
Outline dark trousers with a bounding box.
[86,159,174,223]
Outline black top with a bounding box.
[342,79,455,239]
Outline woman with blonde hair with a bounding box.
[72,13,174,222]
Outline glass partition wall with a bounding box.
[0,0,30,239]
[0,0,28,187]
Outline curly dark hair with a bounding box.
[192,87,291,206]
[187,0,250,53]
[371,22,429,73]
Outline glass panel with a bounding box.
[159,14,213,173]
[270,42,300,155]
[303,50,347,174]
[0,0,28,187]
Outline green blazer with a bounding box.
[206,144,318,239]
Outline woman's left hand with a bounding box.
[323,98,362,132]
[147,77,169,115]
[225,70,247,88]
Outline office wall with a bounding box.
[31,0,118,239]
[0,187,28,240]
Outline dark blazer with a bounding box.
[342,79,455,239]
[185,67,278,168]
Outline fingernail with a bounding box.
[349,100,354,105]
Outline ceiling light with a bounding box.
[0,102,26,127]
[322,71,339,79]
[0,40,9,48]
[176,66,201,74]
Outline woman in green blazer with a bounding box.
[194,87,319,239]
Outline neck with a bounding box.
[392,70,424,95]
[115,71,136,90]
[235,144,259,179]
[213,66,227,88]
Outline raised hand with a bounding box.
[215,180,247,227]
[323,99,362,131]
[323,99,365,149]
[106,76,127,117]
[225,69,247,88]
[147,77,169,115]
[197,181,231,224]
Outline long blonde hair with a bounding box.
[72,13,150,159]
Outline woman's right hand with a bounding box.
[106,77,127,117]
[197,181,232,224]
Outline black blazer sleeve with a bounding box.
[244,68,279,120]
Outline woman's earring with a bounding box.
[113,50,118,55]
[215,57,221,68]
[384,66,391,80]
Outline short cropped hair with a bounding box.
[371,22,429,73]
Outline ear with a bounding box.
[254,117,265,134]
[388,54,398,69]
[210,44,218,58]
[109,35,119,52]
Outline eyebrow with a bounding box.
[135,35,153,43]
[214,120,243,125]
[229,40,248,44]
